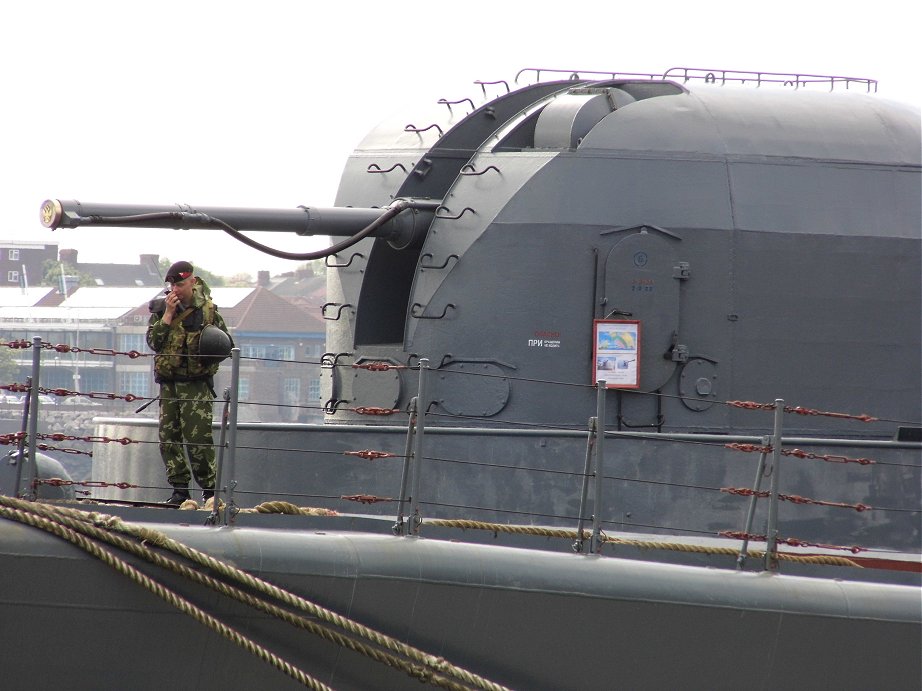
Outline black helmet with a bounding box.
[198,324,232,360]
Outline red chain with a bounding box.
[37,433,137,445]
[35,478,138,489]
[1,340,149,358]
[721,487,872,512]
[782,448,875,465]
[352,362,406,371]
[726,400,878,422]
[340,494,396,504]
[1,339,32,349]
[344,449,399,460]
[37,387,148,403]
[354,406,401,416]
[44,342,150,359]
[725,443,773,454]
[726,400,776,411]
[719,530,865,554]
[784,405,878,422]
[36,444,91,456]
[1,432,26,445]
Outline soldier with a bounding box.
[146,260,232,505]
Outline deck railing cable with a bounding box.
[3,338,920,573]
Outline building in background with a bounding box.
[221,286,326,423]
[1,240,58,290]
[57,249,163,287]
[0,280,326,424]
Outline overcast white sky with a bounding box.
[3,1,919,279]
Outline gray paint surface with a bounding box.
[11,74,921,690]
[2,518,918,690]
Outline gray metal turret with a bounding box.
[42,69,920,439]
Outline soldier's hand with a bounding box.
[162,292,181,323]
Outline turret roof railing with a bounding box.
[514,67,877,92]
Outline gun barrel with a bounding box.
[40,199,437,245]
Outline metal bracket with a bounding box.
[411,303,455,320]
[321,303,353,321]
[673,261,691,280]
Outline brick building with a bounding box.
[0,240,58,289]
[0,285,326,424]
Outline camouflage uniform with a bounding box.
[156,380,217,488]
[146,278,231,491]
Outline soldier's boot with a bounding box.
[166,485,191,505]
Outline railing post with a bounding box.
[573,416,596,553]
[210,389,231,526]
[409,358,429,535]
[589,379,607,554]
[19,338,43,499]
[12,375,32,499]
[224,347,240,522]
[764,399,784,571]
[393,396,417,536]
[736,435,771,569]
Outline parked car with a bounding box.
[0,393,22,405]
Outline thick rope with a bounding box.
[424,518,861,568]
[2,496,510,691]
[240,501,339,516]
[0,500,329,690]
[169,499,337,516]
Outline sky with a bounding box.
[3,1,919,280]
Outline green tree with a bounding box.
[0,343,20,385]
[225,273,254,287]
[158,258,225,287]
[41,260,95,290]
[296,261,326,277]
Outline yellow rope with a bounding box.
[0,499,329,690]
[8,495,864,689]
[240,501,338,516]
[2,496,510,691]
[424,518,862,568]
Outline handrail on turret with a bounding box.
[515,67,877,93]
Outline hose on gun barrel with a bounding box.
[206,199,412,260]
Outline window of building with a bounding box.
[238,378,250,401]
[304,343,324,358]
[276,345,295,361]
[308,378,321,401]
[118,371,150,398]
[119,333,146,353]
[282,378,300,408]
[81,332,111,349]
[8,249,19,260]
[241,345,267,359]
[7,271,19,283]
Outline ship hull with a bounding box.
[1,515,919,691]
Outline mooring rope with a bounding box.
[240,500,339,516]
[423,518,862,568]
[0,497,329,690]
[0,496,511,691]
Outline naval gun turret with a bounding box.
[40,68,922,553]
[41,68,921,440]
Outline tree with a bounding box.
[40,260,95,291]
[225,273,254,287]
[0,343,20,385]
[297,262,326,278]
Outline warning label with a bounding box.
[528,330,561,349]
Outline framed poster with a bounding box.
[592,320,641,389]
